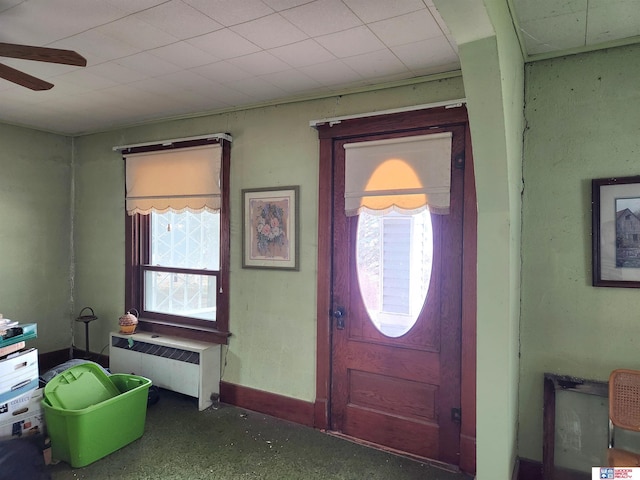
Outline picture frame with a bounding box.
[592,175,640,287]
[242,186,299,270]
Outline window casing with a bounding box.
[124,138,230,344]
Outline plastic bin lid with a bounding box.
[44,362,119,410]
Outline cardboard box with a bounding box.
[0,387,40,424]
[0,406,45,440]
[0,349,38,404]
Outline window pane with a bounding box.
[151,210,220,270]
[144,271,216,321]
[356,210,433,338]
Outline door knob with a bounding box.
[333,306,346,330]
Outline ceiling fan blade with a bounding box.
[0,63,53,90]
[0,42,86,67]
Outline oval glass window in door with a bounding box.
[355,210,433,337]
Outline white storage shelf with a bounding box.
[109,332,220,411]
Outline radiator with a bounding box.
[109,331,220,411]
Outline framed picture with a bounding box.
[242,186,299,270]
[592,176,640,287]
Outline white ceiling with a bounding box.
[0,0,638,136]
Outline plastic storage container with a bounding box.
[42,372,151,467]
[44,362,119,410]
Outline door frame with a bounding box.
[313,105,477,474]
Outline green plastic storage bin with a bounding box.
[42,373,152,467]
[44,362,120,410]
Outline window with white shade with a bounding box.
[344,132,452,217]
[122,136,231,344]
[346,133,450,338]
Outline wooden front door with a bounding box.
[328,121,466,465]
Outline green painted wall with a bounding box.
[72,77,465,401]
[438,1,524,478]
[520,44,640,466]
[0,125,72,352]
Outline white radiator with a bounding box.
[109,331,220,411]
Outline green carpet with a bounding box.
[49,389,472,480]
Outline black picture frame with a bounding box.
[592,175,640,287]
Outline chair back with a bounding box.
[610,369,640,432]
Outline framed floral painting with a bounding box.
[242,186,299,270]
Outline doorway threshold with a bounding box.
[324,430,463,475]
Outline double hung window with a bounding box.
[122,136,231,344]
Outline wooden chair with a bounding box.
[608,369,640,466]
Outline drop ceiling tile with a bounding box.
[225,76,288,100]
[587,0,640,45]
[0,57,79,80]
[0,85,45,105]
[512,0,587,22]
[369,9,442,47]
[183,0,274,27]
[345,49,408,79]
[150,42,221,69]
[316,26,385,58]
[343,0,426,23]
[96,15,180,51]
[0,0,22,14]
[0,0,126,45]
[103,0,169,15]
[192,61,254,83]
[261,0,312,10]
[187,29,262,60]
[298,58,363,87]
[429,5,452,36]
[134,0,224,39]
[191,96,236,112]
[156,70,221,92]
[126,77,216,109]
[261,68,324,94]
[280,0,362,37]
[227,51,291,76]
[519,13,586,55]
[86,63,149,84]
[269,39,336,67]
[202,82,255,105]
[98,84,165,107]
[392,37,458,70]
[231,13,308,49]
[192,60,251,83]
[53,68,120,92]
[114,52,183,78]
[52,29,140,64]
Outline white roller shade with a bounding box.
[344,132,452,216]
[125,144,221,215]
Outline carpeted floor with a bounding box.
[47,389,472,480]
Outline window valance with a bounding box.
[124,144,221,215]
[344,132,452,216]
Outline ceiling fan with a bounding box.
[0,42,86,91]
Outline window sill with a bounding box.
[137,318,231,345]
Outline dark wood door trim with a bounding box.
[313,105,477,475]
[460,124,477,474]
